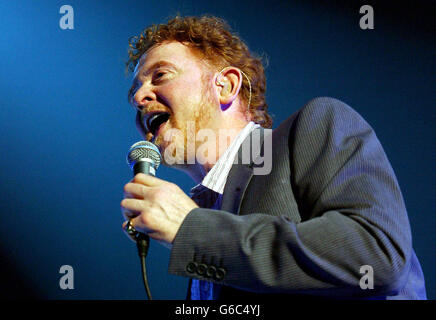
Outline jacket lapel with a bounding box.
[221,127,265,215]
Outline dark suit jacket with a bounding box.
[168,97,427,300]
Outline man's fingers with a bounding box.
[123,182,150,199]
[121,198,147,213]
[122,216,154,239]
[121,218,153,242]
[122,209,139,220]
[133,173,164,187]
[123,190,138,200]
[120,195,143,220]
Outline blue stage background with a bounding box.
[0,0,434,299]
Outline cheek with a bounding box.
[166,80,204,111]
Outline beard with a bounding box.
[156,82,216,167]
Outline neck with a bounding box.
[177,116,249,183]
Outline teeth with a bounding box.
[146,112,170,135]
[150,114,161,124]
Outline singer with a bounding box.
[120,15,426,299]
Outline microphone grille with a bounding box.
[127,141,162,170]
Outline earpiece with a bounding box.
[216,67,252,113]
[215,75,226,86]
[216,75,230,93]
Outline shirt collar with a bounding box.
[190,121,260,195]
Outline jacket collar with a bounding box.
[221,127,266,214]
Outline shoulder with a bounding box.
[300,96,357,114]
[279,97,368,128]
[273,97,373,140]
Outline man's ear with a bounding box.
[215,67,243,110]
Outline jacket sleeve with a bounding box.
[168,97,412,297]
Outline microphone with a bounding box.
[127,140,162,177]
[126,140,162,243]
[126,140,162,300]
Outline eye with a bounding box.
[153,70,167,81]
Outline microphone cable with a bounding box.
[136,233,152,300]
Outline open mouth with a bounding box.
[144,112,170,136]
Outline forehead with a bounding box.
[134,41,207,76]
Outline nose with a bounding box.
[133,82,156,111]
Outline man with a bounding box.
[120,15,426,299]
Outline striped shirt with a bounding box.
[200,121,260,194]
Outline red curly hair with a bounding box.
[126,15,272,128]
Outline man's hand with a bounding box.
[121,173,198,248]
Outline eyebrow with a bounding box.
[127,60,177,104]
